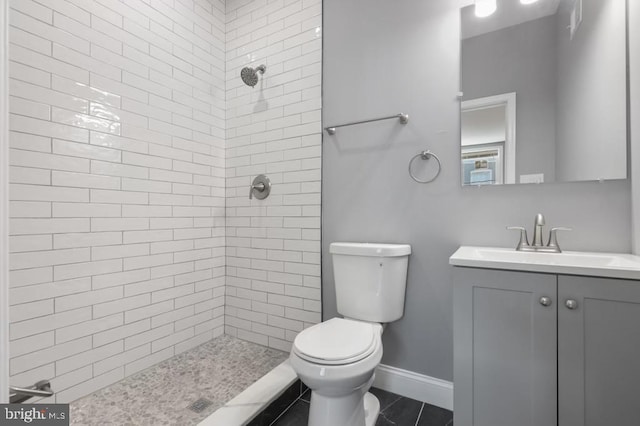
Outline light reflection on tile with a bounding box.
[51,76,122,108]
[89,102,121,123]
[51,108,121,135]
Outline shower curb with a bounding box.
[198,360,297,426]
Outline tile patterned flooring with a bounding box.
[69,335,288,425]
[250,382,453,426]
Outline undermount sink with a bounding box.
[449,246,640,279]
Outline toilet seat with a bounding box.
[293,318,381,365]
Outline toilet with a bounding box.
[289,242,411,426]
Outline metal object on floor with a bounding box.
[188,398,213,413]
[9,380,54,403]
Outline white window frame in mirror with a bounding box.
[461,92,516,184]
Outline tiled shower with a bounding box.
[224,0,322,350]
[7,0,321,404]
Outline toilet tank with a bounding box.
[330,242,411,323]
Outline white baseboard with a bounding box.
[373,364,453,411]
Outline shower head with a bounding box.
[240,64,266,87]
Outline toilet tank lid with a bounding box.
[330,242,411,257]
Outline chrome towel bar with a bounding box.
[324,113,409,135]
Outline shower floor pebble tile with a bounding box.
[69,335,288,425]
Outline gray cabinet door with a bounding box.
[454,267,557,426]
[558,276,640,426]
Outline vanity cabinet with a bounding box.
[558,275,640,426]
[453,268,640,426]
[453,268,557,426]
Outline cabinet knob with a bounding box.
[539,296,552,307]
[565,299,578,310]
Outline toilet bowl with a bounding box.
[289,318,383,426]
[289,242,411,426]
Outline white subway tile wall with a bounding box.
[8,0,321,403]
[224,0,322,352]
[8,0,227,402]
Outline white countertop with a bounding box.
[449,246,640,280]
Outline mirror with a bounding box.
[460,0,627,186]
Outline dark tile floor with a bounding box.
[265,386,453,426]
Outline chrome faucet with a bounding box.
[507,213,571,253]
[532,213,545,247]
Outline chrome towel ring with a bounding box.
[408,150,441,183]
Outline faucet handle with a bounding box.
[547,227,572,251]
[507,226,530,251]
[249,182,265,199]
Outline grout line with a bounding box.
[414,402,425,426]
[268,391,307,426]
[378,393,403,413]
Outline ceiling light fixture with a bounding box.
[520,0,540,4]
[475,0,497,18]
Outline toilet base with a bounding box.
[363,392,381,426]
[307,391,379,426]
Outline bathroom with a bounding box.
[0,0,638,424]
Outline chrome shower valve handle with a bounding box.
[249,174,271,200]
[249,182,265,199]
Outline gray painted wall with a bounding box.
[322,0,632,382]
[462,15,557,182]
[555,0,627,182]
